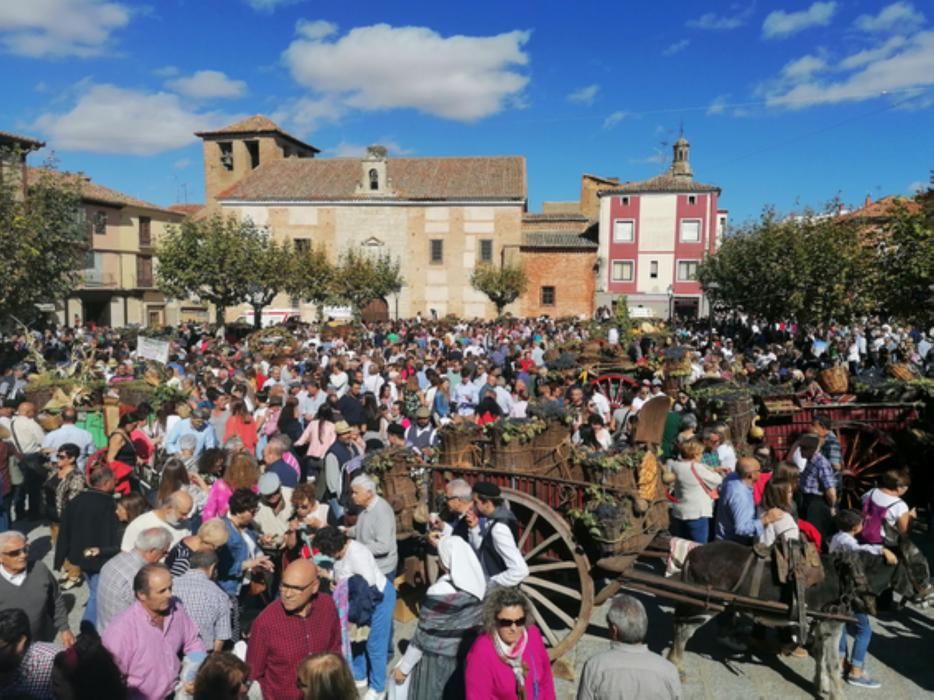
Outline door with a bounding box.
[360,297,389,323]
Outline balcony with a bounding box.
[80,269,118,288]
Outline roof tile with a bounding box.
[521,231,598,249]
[27,167,182,216]
[218,156,526,201]
[0,129,45,149]
[599,171,719,195]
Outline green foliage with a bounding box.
[699,198,934,328]
[327,248,403,318]
[874,203,934,327]
[470,263,528,315]
[0,154,86,325]
[156,215,261,325]
[483,417,548,444]
[285,245,333,309]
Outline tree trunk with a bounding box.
[214,304,225,327]
[251,303,264,329]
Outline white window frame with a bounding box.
[680,218,702,243]
[677,259,700,281]
[611,259,634,282]
[613,218,635,243]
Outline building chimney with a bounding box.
[864,194,871,208]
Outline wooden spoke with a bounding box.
[523,532,561,562]
[518,511,538,551]
[522,583,578,628]
[524,575,581,599]
[527,561,579,574]
[527,598,560,647]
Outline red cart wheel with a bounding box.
[836,422,898,510]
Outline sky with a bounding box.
[1,0,932,223]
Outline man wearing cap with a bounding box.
[405,407,437,452]
[164,408,218,457]
[323,421,361,522]
[255,472,294,548]
[467,481,529,587]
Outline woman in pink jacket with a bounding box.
[464,588,555,700]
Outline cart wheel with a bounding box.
[590,373,639,410]
[836,422,897,510]
[503,488,593,659]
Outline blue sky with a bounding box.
[1,0,931,222]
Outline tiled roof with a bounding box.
[218,156,526,202]
[27,167,182,216]
[0,129,45,149]
[523,212,588,222]
[840,195,921,220]
[195,115,319,154]
[168,204,204,216]
[521,231,598,249]
[599,171,719,195]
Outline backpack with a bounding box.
[860,490,901,545]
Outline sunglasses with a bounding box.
[1,547,28,557]
[496,616,526,628]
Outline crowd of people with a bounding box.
[0,311,930,699]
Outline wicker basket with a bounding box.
[817,366,849,394]
[438,426,481,467]
[888,363,915,382]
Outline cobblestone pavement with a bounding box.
[26,521,934,700]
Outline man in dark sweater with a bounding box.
[54,467,121,630]
[0,531,74,646]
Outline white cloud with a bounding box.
[663,39,690,56]
[166,70,247,100]
[271,95,345,135]
[855,2,925,33]
[245,0,303,11]
[839,35,908,70]
[296,19,337,40]
[907,180,928,194]
[153,65,179,78]
[686,8,751,31]
[602,111,628,128]
[328,140,412,158]
[763,2,837,39]
[782,54,829,79]
[766,30,934,108]
[174,158,191,169]
[707,95,729,115]
[34,83,240,155]
[567,84,599,105]
[0,0,131,57]
[629,149,668,165]
[282,22,530,123]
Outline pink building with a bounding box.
[597,136,727,319]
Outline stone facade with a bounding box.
[0,130,44,202]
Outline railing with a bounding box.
[80,269,118,288]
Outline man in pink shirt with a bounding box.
[102,563,204,700]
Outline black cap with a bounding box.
[473,481,502,500]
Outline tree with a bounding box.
[284,245,334,314]
[327,248,403,318]
[157,215,266,326]
[698,208,877,327]
[0,156,86,325]
[243,235,295,329]
[470,263,527,316]
[874,200,934,328]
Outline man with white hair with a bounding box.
[120,490,193,552]
[96,527,172,632]
[347,474,398,577]
[577,594,682,700]
[0,531,74,647]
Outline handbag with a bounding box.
[690,462,719,501]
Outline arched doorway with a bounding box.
[361,297,389,323]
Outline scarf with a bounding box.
[494,627,529,700]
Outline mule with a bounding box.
[667,535,932,699]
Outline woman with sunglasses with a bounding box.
[47,444,86,589]
[464,587,555,700]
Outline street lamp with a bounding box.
[703,281,719,332]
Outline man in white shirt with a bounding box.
[42,407,95,470]
[120,491,192,552]
[10,401,46,522]
[467,482,529,588]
